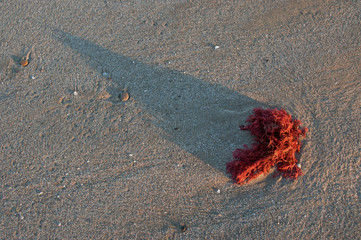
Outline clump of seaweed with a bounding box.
[226,108,308,185]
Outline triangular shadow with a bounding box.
[53,29,267,173]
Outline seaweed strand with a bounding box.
[226,108,308,185]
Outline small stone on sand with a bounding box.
[120,91,130,102]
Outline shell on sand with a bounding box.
[20,46,33,66]
[20,58,28,66]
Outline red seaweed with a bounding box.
[226,108,308,185]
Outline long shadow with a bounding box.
[53,29,266,173]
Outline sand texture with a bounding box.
[0,0,360,239]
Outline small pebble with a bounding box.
[120,91,130,102]
[30,75,35,80]
[180,224,187,232]
[217,189,221,194]
[73,91,78,96]
[297,163,301,168]
[214,46,220,49]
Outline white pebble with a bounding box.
[217,189,221,194]
[214,46,220,49]
[73,91,78,96]
[297,163,301,168]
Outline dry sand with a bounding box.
[0,0,360,239]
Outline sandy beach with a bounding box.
[0,0,360,239]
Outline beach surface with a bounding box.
[0,0,360,239]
